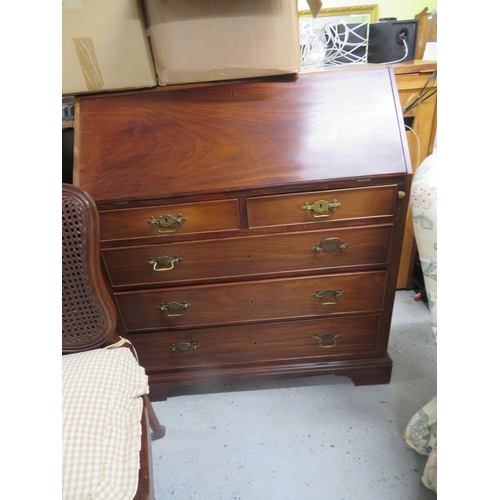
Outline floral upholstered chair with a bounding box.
[403,153,437,492]
[410,153,437,340]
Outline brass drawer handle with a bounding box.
[148,255,183,271]
[170,342,199,352]
[302,199,341,218]
[312,288,344,305]
[158,301,190,317]
[313,332,341,348]
[312,237,348,253]
[148,213,187,233]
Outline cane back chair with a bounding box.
[62,183,165,500]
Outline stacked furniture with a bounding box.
[73,66,412,401]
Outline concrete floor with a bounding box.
[151,290,437,499]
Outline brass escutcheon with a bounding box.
[312,237,348,253]
[148,255,183,271]
[313,332,341,348]
[158,301,190,317]
[170,342,199,352]
[312,288,344,305]
[302,199,341,218]
[148,213,186,233]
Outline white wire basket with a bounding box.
[300,19,369,69]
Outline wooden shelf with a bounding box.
[392,60,437,289]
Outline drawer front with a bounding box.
[103,224,392,288]
[129,314,381,372]
[115,271,386,331]
[99,199,240,242]
[246,185,397,228]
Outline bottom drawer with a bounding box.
[129,314,380,373]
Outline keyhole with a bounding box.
[246,254,251,259]
[250,299,254,305]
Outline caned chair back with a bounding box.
[62,184,118,353]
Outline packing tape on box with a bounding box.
[72,38,104,92]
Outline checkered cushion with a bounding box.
[62,348,149,500]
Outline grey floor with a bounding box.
[151,290,437,499]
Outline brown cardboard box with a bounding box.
[143,0,302,85]
[62,0,157,95]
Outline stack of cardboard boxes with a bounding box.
[62,0,322,95]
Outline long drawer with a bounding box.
[115,271,386,331]
[129,314,381,372]
[99,199,240,242]
[102,224,393,288]
[246,185,397,228]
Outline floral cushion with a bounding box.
[404,396,437,492]
[62,347,148,500]
[404,153,437,493]
[410,153,437,339]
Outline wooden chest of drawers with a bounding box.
[74,67,411,400]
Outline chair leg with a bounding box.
[143,395,166,439]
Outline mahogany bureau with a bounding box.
[74,66,412,401]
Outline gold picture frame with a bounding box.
[298,4,379,23]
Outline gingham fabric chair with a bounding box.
[62,183,165,500]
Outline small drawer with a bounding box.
[246,185,397,228]
[103,224,392,288]
[129,314,381,372]
[99,199,240,242]
[114,271,386,332]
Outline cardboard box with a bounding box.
[143,0,302,85]
[62,0,157,95]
